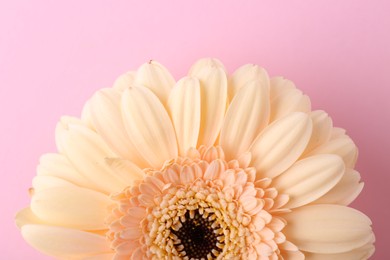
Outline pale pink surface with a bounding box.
[1,0,389,259]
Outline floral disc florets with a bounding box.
[107,146,292,259]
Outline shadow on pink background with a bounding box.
[1,1,389,259]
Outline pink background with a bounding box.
[1,0,389,259]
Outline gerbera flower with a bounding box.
[16,58,375,259]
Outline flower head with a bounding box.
[16,58,375,259]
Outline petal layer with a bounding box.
[168,77,201,155]
[228,64,269,101]
[31,186,112,230]
[189,62,228,147]
[58,124,127,194]
[21,225,111,258]
[313,169,364,205]
[250,112,312,179]
[303,110,333,154]
[121,86,178,168]
[113,71,136,92]
[273,154,344,208]
[220,79,270,160]
[283,204,374,254]
[308,133,358,168]
[89,88,148,167]
[37,153,92,190]
[15,207,44,229]
[304,242,374,260]
[269,77,311,122]
[134,61,175,104]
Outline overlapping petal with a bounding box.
[21,225,111,258]
[167,77,201,155]
[220,79,270,160]
[250,112,313,179]
[283,204,374,254]
[121,85,178,168]
[189,59,228,147]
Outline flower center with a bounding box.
[171,210,223,259]
[107,146,290,259]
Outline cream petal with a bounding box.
[113,71,136,92]
[37,153,93,190]
[167,77,201,155]
[330,127,346,139]
[55,116,85,153]
[272,154,345,208]
[283,204,374,254]
[31,186,112,230]
[308,134,358,168]
[21,225,111,258]
[32,175,78,193]
[84,253,115,260]
[228,64,269,101]
[121,86,178,168]
[220,80,270,160]
[89,88,148,167]
[188,58,226,76]
[280,250,305,260]
[269,77,311,122]
[313,169,364,205]
[250,112,312,179]
[303,110,333,154]
[134,60,175,104]
[58,124,127,194]
[15,207,44,229]
[81,100,96,130]
[189,60,228,147]
[105,158,145,186]
[304,242,374,260]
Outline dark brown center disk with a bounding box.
[171,210,223,259]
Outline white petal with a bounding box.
[113,71,136,92]
[283,204,374,254]
[167,77,201,155]
[220,80,270,160]
[89,88,148,167]
[58,124,126,194]
[188,58,226,76]
[189,62,228,147]
[272,154,345,208]
[304,243,375,260]
[308,134,358,168]
[303,110,333,154]
[250,112,312,179]
[228,64,269,101]
[31,186,112,230]
[313,169,364,205]
[134,60,175,104]
[37,153,92,190]
[121,86,178,168]
[21,225,111,258]
[15,207,44,229]
[269,77,311,122]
